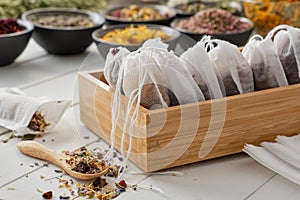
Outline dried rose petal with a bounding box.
[116,180,127,189]
[42,191,53,199]
[0,19,25,35]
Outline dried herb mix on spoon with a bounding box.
[65,147,107,174]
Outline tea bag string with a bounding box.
[119,89,139,159]
[103,62,125,164]
[201,35,215,52]
[266,24,290,40]
[286,26,300,78]
[249,34,263,42]
[118,75,145,180]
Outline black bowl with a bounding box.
[22,8,105,55]
[0,19,33,66]
[174,1,243,17]
[103,4,177,26]
[171,17,254,46]
[92,24,181,58]
[174,1,216,17]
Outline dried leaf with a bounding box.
[36,187,43,193]
[65,184,72,191]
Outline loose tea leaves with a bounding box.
[28,13,94,28]
[65,147,107,174]
[77,177,123,199]
[27,111,50,132]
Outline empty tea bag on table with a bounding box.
[0,88,71,135]
[244,143,300,185]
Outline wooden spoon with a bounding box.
[17,141,108,180]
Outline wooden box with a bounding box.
[78,70,300,172]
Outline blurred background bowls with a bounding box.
[174,0,243,17]
[0,19,33,66]
[243,0,300,37]
[22,8,105,54]
[171,16,254,46]
[103,4,177,25]
[92,23,181,57]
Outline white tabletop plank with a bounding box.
[119,154,276,200]
[246,174,300,200]
[15,39,47,62]
[0,51,91,89]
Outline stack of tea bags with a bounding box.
[243,133,300,185]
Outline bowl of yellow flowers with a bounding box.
[91,24,181,57]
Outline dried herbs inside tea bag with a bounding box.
[205,37,254,96]
[180,40,223,100]
[267,25,300,85]
[27,111,50,132]
[121,39,204,109]
[242,35,288,90]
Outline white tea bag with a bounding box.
[267,25,300,85]
[121,38,204,108]
[180,40,223,100]
[242,35,288,90]
[104,47,130,89]
[205,37,254,96]
[0,88,71,135]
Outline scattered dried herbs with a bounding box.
[28,111,50,132]
[42,191,53,199]
[6,187,16,190]
[116,180,127,192]
[0,18,25,35]
[77,177,122,199]
[59,195,70,199]
[54,169,64,173]
[0,132,14,143]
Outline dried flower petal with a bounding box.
[59,195,70,200]
[42,191,53,199]
[0,19,25,35]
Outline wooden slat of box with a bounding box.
[78,70,300,172]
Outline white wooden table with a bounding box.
[0,39,299,200]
